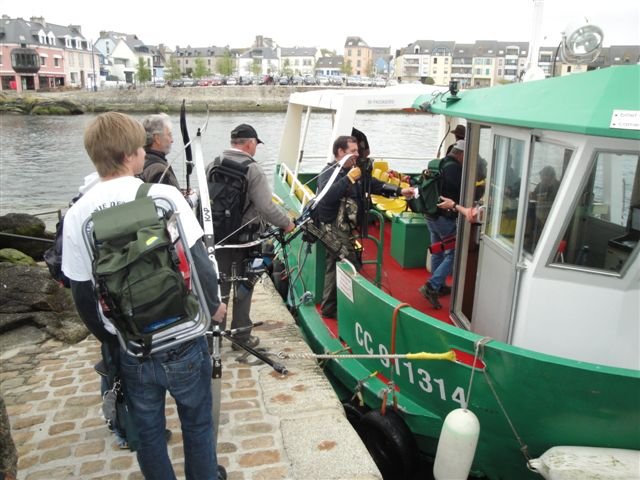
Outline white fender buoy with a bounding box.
[529,446,640,480]
[433,408,480,480]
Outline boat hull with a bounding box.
[274,173,640,480]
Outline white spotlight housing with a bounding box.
[560,20,604,64]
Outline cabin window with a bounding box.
[523,140,572,254]
[485,135,526,250]
[553,151,640,274]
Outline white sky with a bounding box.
[3,0,639,53]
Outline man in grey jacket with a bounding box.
[207,124,294,349]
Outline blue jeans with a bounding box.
[119,336,218,480]
[426,215,457,290]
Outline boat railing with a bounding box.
[278,163,315,208]
[362,209,385,287]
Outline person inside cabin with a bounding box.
[418,139,464,309]
[316,135,414,318]
[527,165,561,245]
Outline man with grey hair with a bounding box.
[140,113,181,189]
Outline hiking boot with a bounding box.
[419,283,442,309]
[231,335,260,351]
[438,285,452,296]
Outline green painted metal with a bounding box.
[415,65,640,140]
[274,170,640,479]
[390,212,431,268]
[361,209,385,287]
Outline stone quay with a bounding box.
[0,279,381,480]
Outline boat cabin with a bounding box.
[425,66,639,371]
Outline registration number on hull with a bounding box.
[354,322,467,408]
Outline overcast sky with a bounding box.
[3,0,639,53]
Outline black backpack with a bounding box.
[43,192,83,288]
[91,184,199,353]
[207,157,253,244]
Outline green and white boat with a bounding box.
[271,65,640,479]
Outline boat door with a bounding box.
[471,128,532,342]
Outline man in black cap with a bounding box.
[207,124,294,350]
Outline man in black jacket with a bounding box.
[316,135,413,318]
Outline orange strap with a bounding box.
[390,303,411,356]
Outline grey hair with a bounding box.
[142,113,171,147]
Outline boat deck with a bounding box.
[319,215,453,330]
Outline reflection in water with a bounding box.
[1,112,440,228]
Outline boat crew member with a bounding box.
[316,135,414,318]
[208,124,295,350]
[419,139,464,308]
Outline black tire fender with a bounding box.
[342,401,367,427]
[358,409,418,480]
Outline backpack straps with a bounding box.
[136,183,152,199]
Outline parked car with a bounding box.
[315,76,330,86]
[373,77,386,87]
[169,79,184,87]
[328,76,343,86]
[225,76,238,85]
[152,79,166,88]
[303,75,317,85]
[278,76,290,86]
[209,76,223,86]
[291,75,305,85]
[239,76,253,85]
[181,78,195,87]
[197,79,210,87]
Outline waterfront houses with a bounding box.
[0,15,99,92]
[1,13,638,93]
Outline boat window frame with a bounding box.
[546,146,640,278]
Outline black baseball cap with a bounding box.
[231,124,263,144]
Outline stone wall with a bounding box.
[13,85,321,113]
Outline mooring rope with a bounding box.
[277,351,456,361]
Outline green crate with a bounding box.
[390,213,431,268]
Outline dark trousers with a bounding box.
[216,248,254,341]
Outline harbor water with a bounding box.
[0,112,441,228]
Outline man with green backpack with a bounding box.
[62,112,227,480]
[409,139,464,309]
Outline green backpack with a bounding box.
[91,184,199,353]
[408,157,456,216]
